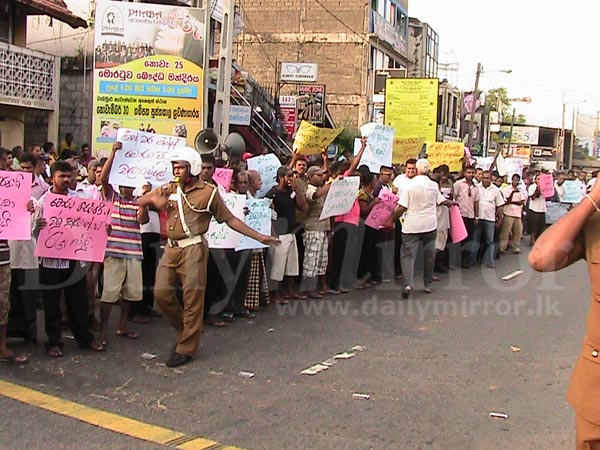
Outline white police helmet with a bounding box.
[170,146,202,176]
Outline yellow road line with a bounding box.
[0,379,246,450]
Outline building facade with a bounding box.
[233,0,411,127]
[0,0,86,149]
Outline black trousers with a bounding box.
[224,249,252,314]
[135,232,161,313]
[8,268,38,343]
[204,249,227,318]
[330,222,359,290]
[40,262,94,349]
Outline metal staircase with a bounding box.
[230,84,292,157]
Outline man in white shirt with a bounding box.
[527,173,547,245]
[474,171,505,268]
[453,165,480,268]
[384,159,454,298]
[499,174,526,254]
[392,159,417,278]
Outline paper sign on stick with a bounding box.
[392,137,424,164]
[247,153,281,198]
[109,128,186,188]
[365,189,398,229]
[319,176,360,220]
[35,194,112,262]
[0,170,33,240]
[236,199,271,251]
[293,120,343,155]
[562,180,584,204]
[205,193,246,249]
[425,142,465,172]
[353,123,394,173]
[214,167,233,192]
[538,173,555,198]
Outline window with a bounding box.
[0,7,11,44]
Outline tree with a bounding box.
[485,87,527,124]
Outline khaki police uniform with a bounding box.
[567,213,600,449]
[152,178,233,356]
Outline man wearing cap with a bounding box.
[97,142,148,347]
[302,165,333,297]
[138,147,279,368]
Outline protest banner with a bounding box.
[546,202,569,224]
[365,189,398,229]
[505,158,523,180]
[0,171,33,240]
[319,176,360,220]
[384,78,438,142]
[214,167,233,192]
[474,156,494,171]
[292,120,343,155]
[354,123,394,173]
[538,173,555,198]
[449,205,467,243]
[236,199,272,251]
[392,137,424,164]
[205,193,246,249]
[92,1,206,156]
[425,142,464,172]
[247,153,281,198]
[35,194,112,263]
[109,128,186,188]
[562,180,584,204]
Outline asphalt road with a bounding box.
[0,247,587,450]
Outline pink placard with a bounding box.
[538,173,555,198]
[35,194,113,263]
[365,189,399,229]
[449,205,468,243]
[0,170,33,240]
[214,167,233,192]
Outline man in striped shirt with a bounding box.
[98,142,149,346]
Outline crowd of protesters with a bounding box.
[0,134,594,367]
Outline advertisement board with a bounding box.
[297,84,325,125]
[92,1,205,156]
[279,95,297,138]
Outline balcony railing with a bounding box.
[370,11,407,57]
[0,42,59,110]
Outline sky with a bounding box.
[408,0,600,130]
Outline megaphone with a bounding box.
[223,132,246,159]
[194,129,220,154]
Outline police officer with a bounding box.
[529,177,600,449]
[138,147,279,367]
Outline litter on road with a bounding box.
[352,393,370,400]
[488,412,509,419]
[238,371,255,378]
[502,270,523,281]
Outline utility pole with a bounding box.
[595,111,600,158]
[466,63,482,152]
[558,95,566,170]
[213,0,235,144]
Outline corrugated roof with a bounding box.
[13,0,88,29]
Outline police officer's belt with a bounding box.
[167,235,203,248]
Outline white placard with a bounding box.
[319,176,360,220]
[236,199,271,251]
[205,193,246,249]
[247,153,281,198]
[355,123,394,173]
[110,128,186,188]
[229,105,252,126]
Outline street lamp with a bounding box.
[466,64,512,152]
